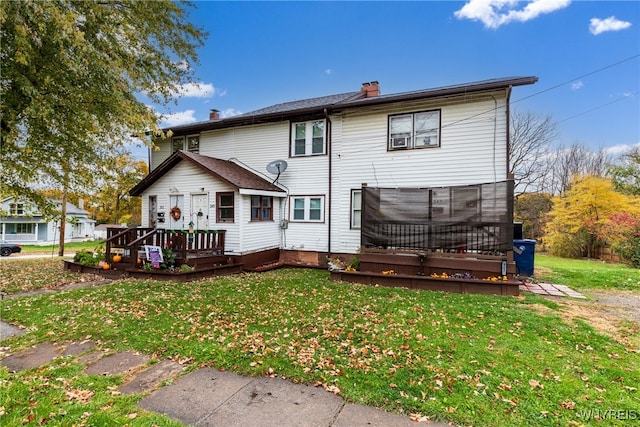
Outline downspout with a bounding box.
[324,108,332,256]
[505,86,513,179]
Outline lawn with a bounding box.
[0,258,103,295]
[1,264,638,426]
[534,254,640,291]
[16,241,102,255]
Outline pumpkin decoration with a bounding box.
[170,205,182,221]
[102,263,111,270]
[112,254,122,263]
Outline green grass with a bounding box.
[2,269,639,426]
[534,254,640,291]
[17,241,103,255]
[0,258,102,295]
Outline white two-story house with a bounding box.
[130,77,537,267]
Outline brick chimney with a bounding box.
[361,81,380,98]
[209,109,220,120]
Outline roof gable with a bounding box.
[129,151,286,196]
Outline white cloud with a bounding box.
[571,80,583,91]
[325,69,333,75]
[605,142,640,156]
[171,82,215,98]
[589,16,632,35]
[220,108,242,118]
[454,0,571,29]
[159,110,197,127]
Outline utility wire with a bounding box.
[513,54,639,105]
[556,91,639,125]
[442,54,640,131]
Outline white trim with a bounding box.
[239,189,287,198]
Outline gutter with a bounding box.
[324,108,332,256]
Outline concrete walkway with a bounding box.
[519,281,586,298]
[0,336,449,426]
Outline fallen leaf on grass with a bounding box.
[529,379,544,390]
[65,388,94,403]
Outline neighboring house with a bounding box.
[130,77,537,263]
[0,197,96,244]
[94,224,128,240]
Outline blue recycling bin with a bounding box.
[513,239,537,276]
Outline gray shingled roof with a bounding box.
[162,76,537,136]
[129,151,285,196]
[236,91,363,117]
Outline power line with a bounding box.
[513,53,640,105]
[557,91,639,125]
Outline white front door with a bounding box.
[169,195,184,229]
[191,193,209,230]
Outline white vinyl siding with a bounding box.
[330,91,509,253]
[147,88,510,255]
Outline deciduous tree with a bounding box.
[545,175,638,258]
[0,0,206,215]
[94,156,148,225]
[608,146,640,196]
[509,110,556,195]
[514,192,553,244]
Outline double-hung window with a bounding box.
[388,110,440,150]
[216,192,234,222]
[9,203,24,216]
[172,135,200,153]
[290,196,324,222]
[292,120,325,156]
[251,196,273,221]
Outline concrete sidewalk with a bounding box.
[0,336,450,426]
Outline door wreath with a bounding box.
[170,205,182,221]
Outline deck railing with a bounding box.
[362,222,511,255]
[105,227,225,266]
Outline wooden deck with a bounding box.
[329,250,520,296]
[105,227,226,269]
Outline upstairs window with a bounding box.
[187,136,200,153]
[172,135,200,153]
[388,110,440,150]
[290,196,324,222]
[172,137,184,153]
[251,196,273,221]
[9,203,24,216]
[292,120,325,156]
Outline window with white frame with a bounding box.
[291,120,325,156]
[388,110,440,150]
[350,190,362,229]
[9,203,24,216]
[172,137,184,153]
[187,135,199,153]
[290,196,324,222]
[172,135,200,153]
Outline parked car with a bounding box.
[0,240,22,256]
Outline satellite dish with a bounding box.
[266,159,288,184]
[266,159,288,175]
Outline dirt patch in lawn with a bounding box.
[556,289,640,349]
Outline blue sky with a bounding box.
[138,0,639,160]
